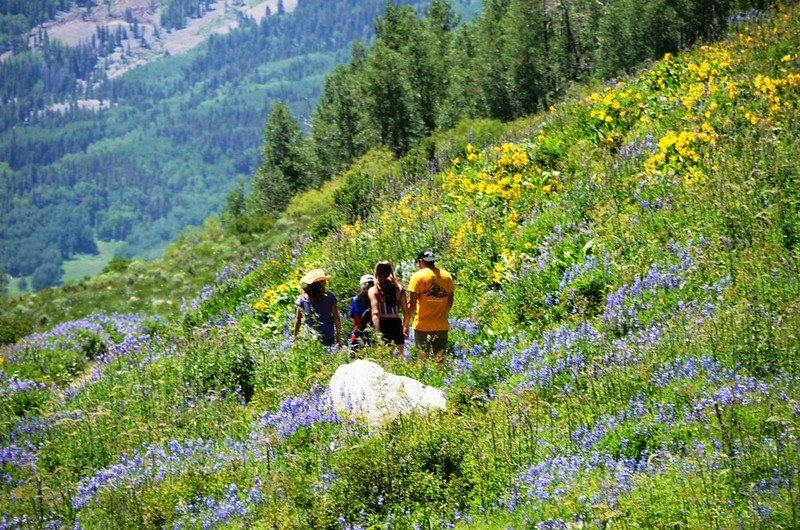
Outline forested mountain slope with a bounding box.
[0,0,478,291]
[1,2,799,528]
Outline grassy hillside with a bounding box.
[1,4,800,529]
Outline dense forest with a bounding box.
[160,0,216,30]
[0,0,478,290]
[0,0,80,52]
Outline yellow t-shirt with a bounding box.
[408,267,455,331]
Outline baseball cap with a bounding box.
[360,274,375,285]
[416,249,435,263]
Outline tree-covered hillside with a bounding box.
[0,0,83,52]
[0,0,480,291]
[231,0,777,246]
[1,2,799,528]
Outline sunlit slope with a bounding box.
[1,5,799,530]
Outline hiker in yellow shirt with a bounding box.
[405,250,455,361]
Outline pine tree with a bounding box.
[363,40,423,156]
[474,0,514,121]
[310,59,373,181]
[248,102,310,214]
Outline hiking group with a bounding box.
[293,250,455,360]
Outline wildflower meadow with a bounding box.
[2,4,800,529]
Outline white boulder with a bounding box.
[329,359,447,428]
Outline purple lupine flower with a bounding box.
[451,318,479,335]
[73,437,262,511]
[258,385,341,440]
[727,8,767,26]
[0,377,49,397]
[602,240,697,332]
[0,443,37,469]
[2,313,155,363]
[313,469,337,494]
[173,478,266,529]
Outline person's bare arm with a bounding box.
[332,302,342,347]
[368,286,381,333]
[400,287,411,336]
[406,291,418,335]
[293,306,303,340]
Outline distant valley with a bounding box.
[0,0,479,293]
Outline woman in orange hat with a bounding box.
[293,269,342,348]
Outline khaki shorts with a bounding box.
[413,329,449,355]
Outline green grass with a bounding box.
[61,240,126,284]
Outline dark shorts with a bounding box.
[379,317,405,345]
[414,329,448,354]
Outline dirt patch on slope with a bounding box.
[24,0,298,77]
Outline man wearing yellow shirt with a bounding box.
[405,249,455,360]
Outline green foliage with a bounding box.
[329,415,475,518]
[332,171,371,223]
[182,327,255,402]
[31,262,63,291]
[310,58,376,181]
[0,312,33,345]
[8,341,87,386]
[4,4,800,530]
[308,210,345,241]
[160,0,213,30]
[100,257,131,275]
[332,148,400,223]
[248,102,314,216]
[0,1,80,51]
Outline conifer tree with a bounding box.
[362,40,423,156]
[310,61,372,181]
[248,102,309,214]
[474,0,515,121]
